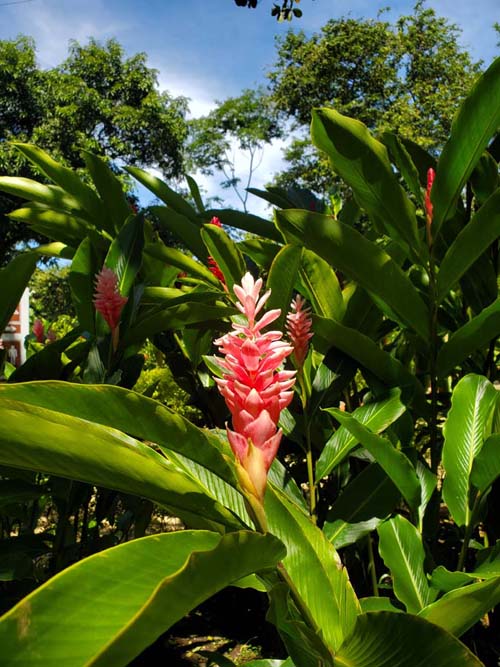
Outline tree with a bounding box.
[267,2,483,192]
[0,36,189,265]
[187,88,282,211]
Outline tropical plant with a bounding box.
[0,55,499,666]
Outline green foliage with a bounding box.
[267,3,481,192]
[0,36,188,264]
[30,266,75,321]
[134,366,203,424]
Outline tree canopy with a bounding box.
[0,36,189,264]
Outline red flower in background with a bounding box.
[207,217,226,285]
[32,318,45,343]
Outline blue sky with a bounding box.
[1,0,499,212]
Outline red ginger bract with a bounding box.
[93,267,128,332]
[214,272,295,500]
[286,294,313,368]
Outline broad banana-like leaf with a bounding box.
[82,150,131,232]
[13,143,104,222]
[145,240,220,285]
[470,433,500,492]
[275,210,429,341]
[328,410,421,510]
[419,576,500,638]
[377,515,433,613]
[442,374,498,527]
[127,166,199,221]
[0,177,87,217]
[265,487,359,654]
[104,214,144,297]
[335,612,483,666]
[124,302,236,344]
[380,131,424,204]
[313,316,426,410]
[299,248,344,321]
[0,394,240,530]
[0,530,284,667]
[0,382,237,487]
[205,208,283,242]
[324,463,400,548]
[311,108,420,254]
[437,188,500,302]
[0,253,37,333]
[436,297,500,376]
[8,206,91,245]
[186,174,206,213]
[316,390,406,480]
[432,57,500,238]
[267,244,303,332]
[152,205,208,260]
[201,222,246,291]
[69,237,101,334]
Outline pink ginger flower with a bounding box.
[425,167,435,245]
[93,268,128,348]
[214,272,296,500]
[32,318,45,343]
[286,295,313,368]
[207,217,226,285]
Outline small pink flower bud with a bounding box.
[286,295,313,368]
[93,267,128,333]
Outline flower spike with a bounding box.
[213,272,295,501]
[286,294,313,368]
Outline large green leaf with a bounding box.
[104,214,144,297]
[0,382,237,488]
[275,210,429,341]
[0,395,239,530]
[419,576,500,638]
[324,464,400,548]
[442,374,498,527]
[311,108,420,252]
[82,150,131,233]
[0,253,37,333]
[145,240,220,285]
[265,487,359,655]
[313,316,425,409]
[380,131,424,204]
[377,515,432,613]
[328,410,421,510]
[151,205,208,260]
[437,189,500,301]
[126,166,199,221]
[470,434,500,493]
[0,177,87,216]
[14,143,103,221]
[335,612,483,666]
[298,249,344,321]
[432,58,500,238]
[267,244,303,332]
[205,208,283,242]
[436,297,500,376]
[0,530,284,667]
[316,390,406,480]
[201,222,246,291]
[68,237,101,334]
[8,206,91,245]
[125,302,236,344]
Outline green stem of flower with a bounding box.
[367,533,379,596]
